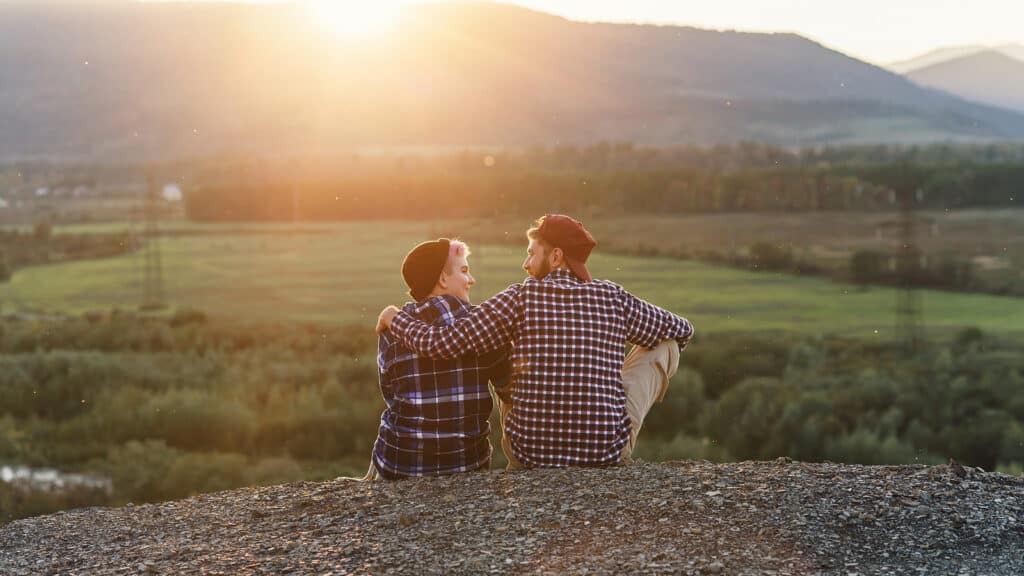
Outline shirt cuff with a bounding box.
[391,310,415,337]
[675,321,694,351]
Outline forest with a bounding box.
[2,312,1021,524]
[180,142,1024,222]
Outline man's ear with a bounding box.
[549,247,564,268]
[436,270,449,290]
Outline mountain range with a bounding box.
[2,1,1023,160]
[893,47,1024,114]
[888,44,1024,73]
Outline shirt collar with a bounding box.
[539,268,581,284]
[401,294,471,326]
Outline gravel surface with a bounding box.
[2,459,1022,575]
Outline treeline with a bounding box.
[1,312,1022,523]
[182,145,1024,222]
[0,310,381,523]
[729,243,983,295]
[640,328,1024,473]
[8,140,1024,185]
[0,224,135,282]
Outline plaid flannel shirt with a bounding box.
[390,269,694,468]
[373,294,510,480]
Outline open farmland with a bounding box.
[2,220,1023,337]
[453,210,1024,291]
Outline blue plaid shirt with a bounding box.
[373,294,510,479]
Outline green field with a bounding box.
[3,221,1024,337]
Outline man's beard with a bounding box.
[532,259,552,279]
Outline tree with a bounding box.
[749,241,793,271]
[849,250,886,284]
[33,221,52,243]
[0,250,10,282]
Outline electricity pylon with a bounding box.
[894,179,923,354]
[140,175,166,311]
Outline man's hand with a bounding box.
[376,305,401,335]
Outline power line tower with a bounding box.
[893,170,923,354]
[140,175,166,311]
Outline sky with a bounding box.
[135,0,1024,65]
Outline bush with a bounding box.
[145,389,257,453]
[748,241,793,271]
[0,415,32,461]
[159,451,248,500]
[704,377,792,460]
[946,409,1013,470]
[824,429,931,465]
[245,457,305,487]
[999,421,1024,466]
[634,433,731,462]
[642,368,705,438]
[687,335,789,398]
[32,221,52,243]
[996,462,1024,476]
[953,327,985,350]
[169,308,208,327]
[0,482,109,525]
[96,440,182,503]
[849,250,886,284]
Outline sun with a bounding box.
[305,0,412,40]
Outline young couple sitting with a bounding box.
[363,214,694,481]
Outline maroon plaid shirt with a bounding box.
[389,269,694,468]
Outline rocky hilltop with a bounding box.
[2,460,1022,575]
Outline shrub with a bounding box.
[998,421,1024,466]
[159,451,248,500]
[245,457,305,487]
[824,429,937,465]
[0,482,109,525]
[641,368,705,439]
[748,241,793,271]
[145,389,257,453]
[96,440,182,503]
[849,250,886,284]
[703,377,792,460]
[633,433,731,462]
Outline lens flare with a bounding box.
[306,0,410,40]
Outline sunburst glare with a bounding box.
[305,0,415,40]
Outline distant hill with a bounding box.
[889,44,1024,73]
[2,1,1024,160]
[888,45,989,74]
[997,44,1024,62]
[908,51,1024,113]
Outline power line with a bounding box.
[893,169,923,354]
[140,174,166,311]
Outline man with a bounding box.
[365,238,510,480]
[376,215,694,469]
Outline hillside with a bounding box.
[908,51,1024,113]
[1,460,1022,575]
[890,44,1024,73]
[887,45,989,74]
[2,1,1024,159]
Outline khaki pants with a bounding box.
[496,339,680,468]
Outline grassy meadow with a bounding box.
[1,219,1023,337]
[3,217,1024,523]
